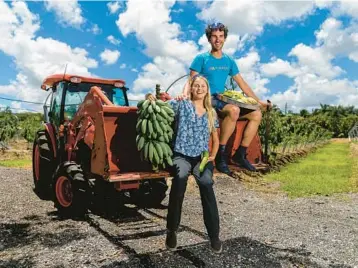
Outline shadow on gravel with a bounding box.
[100,236,353,268]
[0,257,35,268]
[0,222,88,251]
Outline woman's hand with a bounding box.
[175,93,189,101]
[208,155,216,162]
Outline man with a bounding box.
[183,22,270,174]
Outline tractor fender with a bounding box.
[44,123,57,159]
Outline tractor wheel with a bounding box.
[32,130,55,200]
[53,162,89,217]
[133,178,168,208]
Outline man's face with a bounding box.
[209,29,225,51]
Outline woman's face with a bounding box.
[191,78,208,100]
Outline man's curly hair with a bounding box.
[205,23,228,41]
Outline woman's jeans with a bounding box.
[166,152,220,240]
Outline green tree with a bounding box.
[0,108,19,146]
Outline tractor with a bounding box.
[32,74,265,217]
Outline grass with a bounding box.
[264,142,358,198]
[0,159,32,168]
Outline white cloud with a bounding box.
[270,76,358,111]
[116,0,199,96]
[260,59,299,78]
[10,101,21,109]
[133,56,187,95]
[107,1,121,14]
[107,35,121,45]
[236,50,270,97]
[100,49,120,65]
[131,68,138,73]
[116,0,198,64]
[260,15,358,111]
[44,0,84,28]
[88,24,101,35]
[120,63,126,69]
[0,1,98,105]
[331,1,358,18]
[289,44,343,79]
[197,1,318,35]
[315,17,358,63]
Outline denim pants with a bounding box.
[166,152,220,240]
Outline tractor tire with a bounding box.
[32,130,55,200]
[133,178,168,208]
[53,162,89,218]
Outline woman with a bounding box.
[146,75,222,253]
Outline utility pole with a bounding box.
[285,102,288,115]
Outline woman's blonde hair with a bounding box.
[190,75,217,133]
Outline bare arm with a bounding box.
[208,129,219,162]
[182,70,198,98]
[232,73,259,101]
[232,73,271,108]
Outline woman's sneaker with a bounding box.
[210,238,223,253]
[165,230,177,251]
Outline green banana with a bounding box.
[162,106,174,116]
[144,142,149,160]
[164,143,173,156]
[148,120,153,135]
[160,142,167,156]
[154,120,163,136]
[137,136,145,151]
[156,114,165,122]
[151,100,156,110]
[154,142,163,159]
[141,119,147,135]
[153,147,160,165]
[160,108,169,120]
[155,105,161,113]
[149,142,154,162]
[156,100,166,106]
[199,151,209,172]
[137,100,145,108]
[163,132,169,143]
[150,112,157,121]
[136,119,142,132]
[142,99,150,110]
[166,156,173,166]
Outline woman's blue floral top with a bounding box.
[169,99,219,157]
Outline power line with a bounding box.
[0,106,40,113]
[0,96,43,105]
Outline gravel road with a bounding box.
[0,167,357,268]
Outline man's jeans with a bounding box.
[166,152,220,240]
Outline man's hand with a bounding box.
[258,100,272,110]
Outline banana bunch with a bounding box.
[136,99,175,170]
[223,90,258,105]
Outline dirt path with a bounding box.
[1,165,357,268]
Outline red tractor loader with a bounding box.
[32,74,265,217]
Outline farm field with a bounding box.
[0,140,357,267]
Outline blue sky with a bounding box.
[0,0,357,113]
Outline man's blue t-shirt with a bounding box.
[190,52,240,95]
